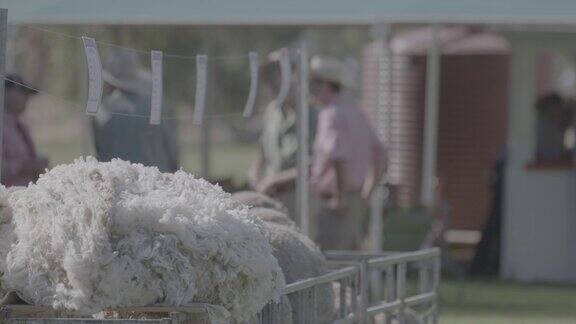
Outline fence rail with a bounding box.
[8,320,172,324]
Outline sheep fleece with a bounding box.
[264,223,335,323]
[0,189,11,297]
[2,157,285,321]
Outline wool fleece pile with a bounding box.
[0,189,12,298]
[0,157,285,321]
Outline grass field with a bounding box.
[37,140,258,185]
[440,279,576,323]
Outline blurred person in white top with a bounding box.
[309,56,386,250]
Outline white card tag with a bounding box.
[150,50,163,125]
[193,54,208,125]
[276,48,291,109]
[82,37,103,115]
[243,52,259,118]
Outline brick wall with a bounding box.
[362,43,508,230]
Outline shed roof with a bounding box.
[391,27,510,55]
[4,0,576,26]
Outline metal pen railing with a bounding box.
[257,265,362,324]
[326,248,441,324]
[1,304,216,323]
[2,249,440,324]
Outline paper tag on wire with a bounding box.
[150,50,163,125]
[243,52,259,118]
[276,48,291,109]
[193,54,208,125]
[82,37,103,115]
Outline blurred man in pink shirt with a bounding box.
[2,74,48,187]
[309,57,386,250]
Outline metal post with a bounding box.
[397,263,407,324]
[421,25,441,206]
[573,112,576,265]
[339,278,346,318]
[371,24,392,252]
[350,274,359,320]
[199,50,212,179]
[0,9,7,181]
[78,26,93,158]
[359,260,368,324]
[432,256,441,324]
[309,287,317,323]
[296,290,304,324]
[369,23,392,305]
[296,45,310,236]
[418,261,430,294]
[369,187,384,302]
[384,265,395,324]
[370,188,384,252]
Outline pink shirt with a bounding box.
[311,95,384,196]
[2,110,38,187]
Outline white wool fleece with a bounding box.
[3,157,284,321]
[0,186,12,297]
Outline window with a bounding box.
[531,52,575,169]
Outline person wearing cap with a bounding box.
[2,74,48,187]
[309,56,386,250]
[92,49,179,172]
[248,49,318,218]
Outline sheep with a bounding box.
[265,222,335,323]
[373,309,422,324]
[246,205,335,323]
[231,191,298,230]
[0,186,13,299]
[232,191,339,322]
[231,191,289,214]
[2,157,285,322]
[250,207,299,230]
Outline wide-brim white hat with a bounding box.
[310,55,358,90]
[103,49,151,96]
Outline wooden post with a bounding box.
[0,9,7,181]
[421,26,441,206]
[296,45,310,236]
